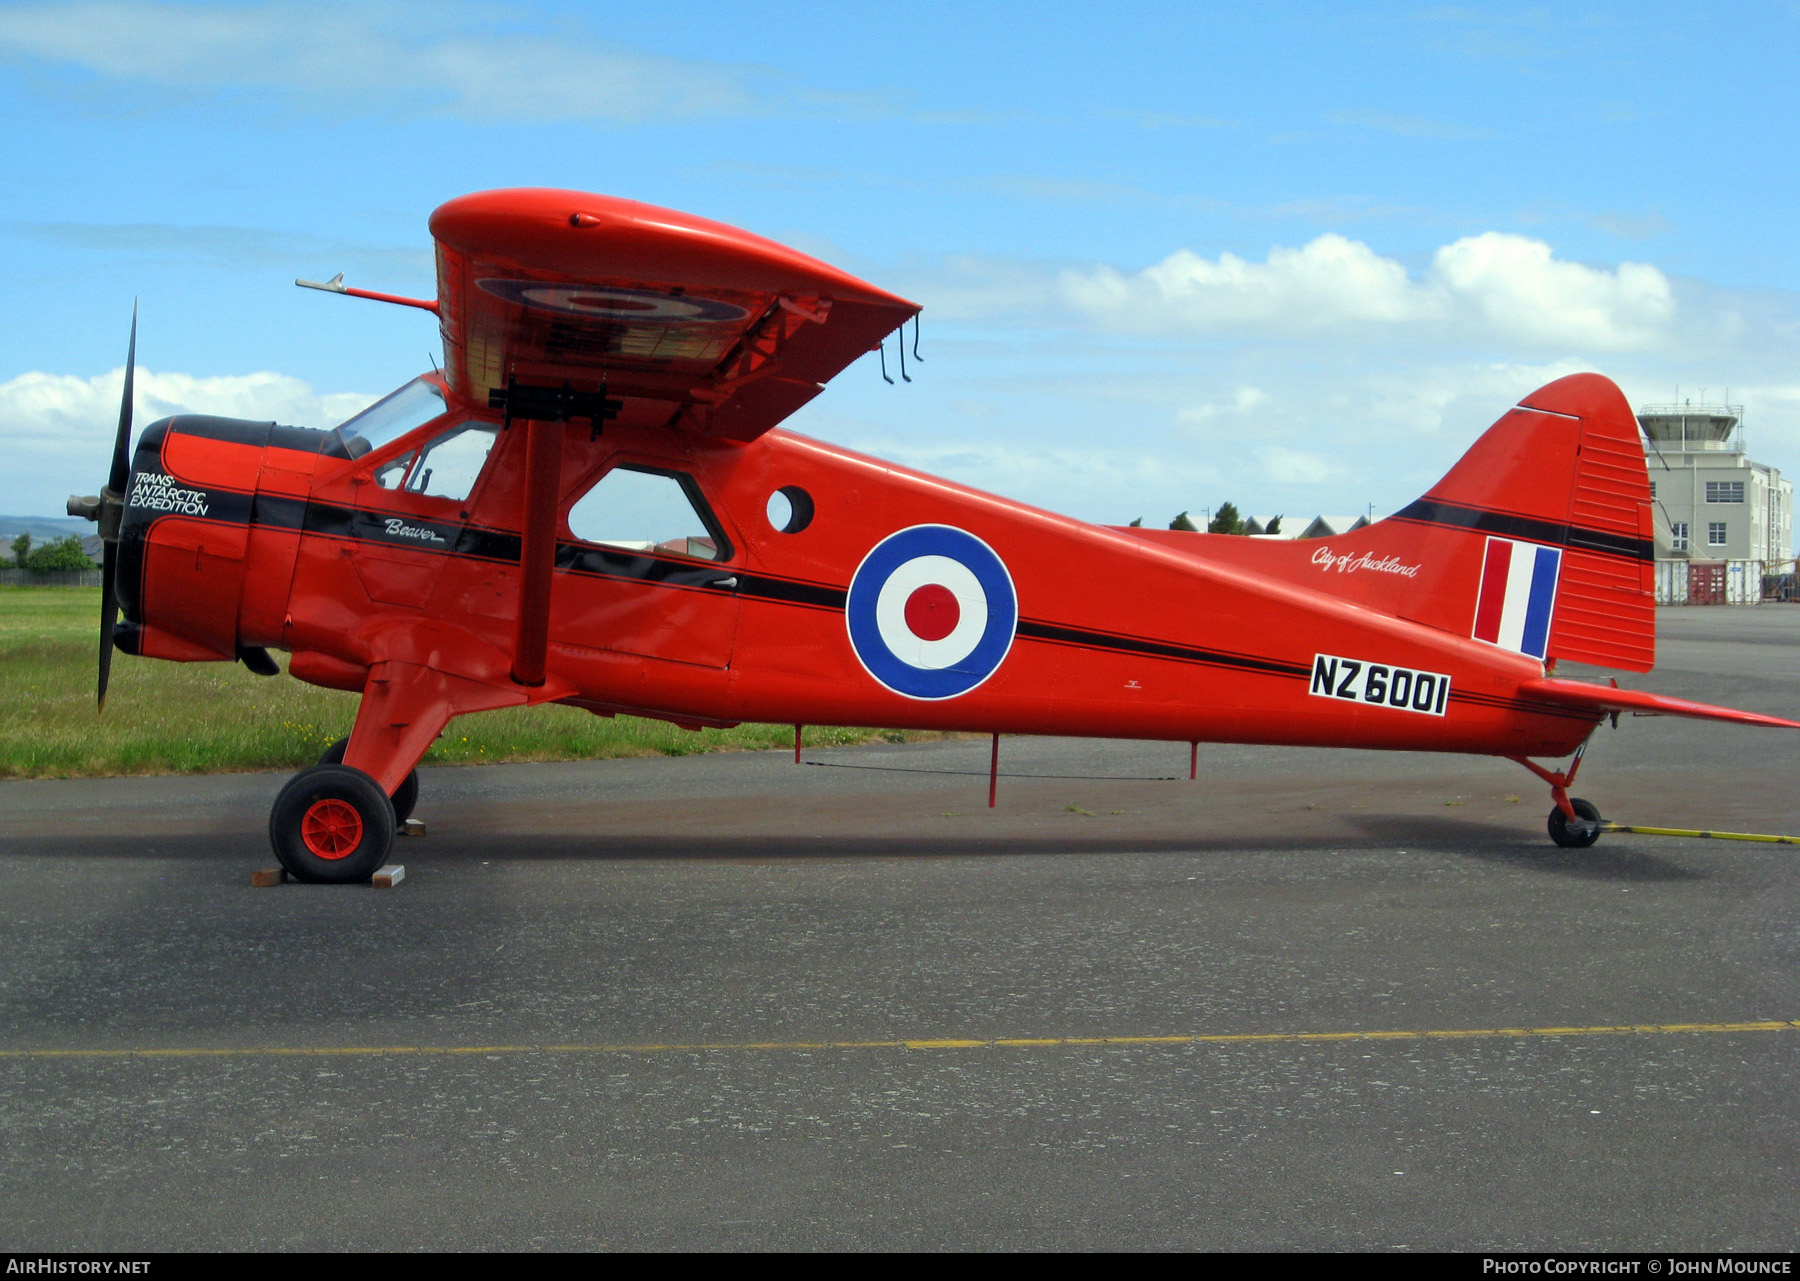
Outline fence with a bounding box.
[0,569,103,587]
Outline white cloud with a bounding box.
[1060,231,1673,351]
[0,1,820,123]
[1064,234,1427,332]
[1179,385,1271,426]
[0,367,370,509]
[1256,445,1335,486]
[1430,233,1673,349]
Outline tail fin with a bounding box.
[1387,373,1655,670]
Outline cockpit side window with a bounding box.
[334,378,446,459]
[566,465,731,562]
[373,421,500,501]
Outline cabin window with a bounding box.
[765,486,814,534]
[566,465,728,562]
[335,378,445,458]
[373,421,499,501]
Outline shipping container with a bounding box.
[1726,559,1765,603]
[1655,558,1764,604]
[1655,560,1689,605]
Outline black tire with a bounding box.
[270,764,396,883]
[319,737,419,824]
[1547,797,1602,848]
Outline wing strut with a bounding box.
[511,419,562,687]
[500,379,623,687]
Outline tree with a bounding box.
[24,536,95,572]
[9,532,29,567]
[1265,514,1282,535]
[1207,502,1245,535]
[1168,511,1200,532]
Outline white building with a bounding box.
[1241,514,1371,538]
[1639,401,1792,603]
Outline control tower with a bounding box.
[1637,398,1791,595]
[1638,402,1744,452]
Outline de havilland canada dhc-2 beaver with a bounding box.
[65,188,1800,882]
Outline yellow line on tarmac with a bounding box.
[1602,823,1800,845]
[1,1021,1796,1061]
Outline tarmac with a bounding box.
[1,606,1797,1250]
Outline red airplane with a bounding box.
[66,188,1799,883]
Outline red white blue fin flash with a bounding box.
[1472,536,1562,661]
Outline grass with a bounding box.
[0,586,928,779]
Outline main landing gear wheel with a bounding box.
[1547,797,1603,849]
[318,736,418,824]
[270,764,396,883]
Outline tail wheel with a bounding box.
[271,764,396,883]
[318,736,419,825]
[1547,797,1602,849]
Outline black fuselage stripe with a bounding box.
[1393,499,1653,562]
[1014,620,1312,679]
[735,574,846,610]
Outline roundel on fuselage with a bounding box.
[845,525,1017,700]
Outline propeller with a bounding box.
[67,301,135,709]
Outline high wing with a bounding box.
[431,189,920,441]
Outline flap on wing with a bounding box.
[430,189,920,442]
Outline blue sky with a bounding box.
[3,1,1798,525]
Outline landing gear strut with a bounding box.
[1511,741,1603,849]
[319,736,419,824]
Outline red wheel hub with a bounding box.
[300,798,364,860]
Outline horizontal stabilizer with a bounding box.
[1518,678,1800,730]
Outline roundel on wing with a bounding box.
[845,525,1018,700]
[475,279,748,323]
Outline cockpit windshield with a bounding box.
[333,377,446,459]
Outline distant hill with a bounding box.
[0,515,91,540]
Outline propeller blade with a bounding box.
[108,301,136,496]
[98,300,135,710]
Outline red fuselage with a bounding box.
[116,384,1597,767]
